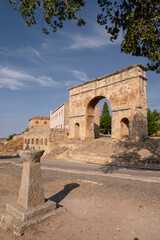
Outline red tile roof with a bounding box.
[29,116,50,121]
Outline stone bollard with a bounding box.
[17,150,45,209]
[0,149,58,236]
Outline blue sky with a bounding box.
[0,0,159,138]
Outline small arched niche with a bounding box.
[75,123,80,138]
[120,117,130,139]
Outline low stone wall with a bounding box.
[107,138,160,169]
[109,153,160,170]
[23,127,68,154]
[45,137,160,169]
[49,129,68,145]
[23,127,51,153]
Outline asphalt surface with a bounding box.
[0,156,160,183]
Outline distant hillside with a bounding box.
[0,134,23,156]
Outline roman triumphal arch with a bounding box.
[68,65,148,140]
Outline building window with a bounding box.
[25,139,27,144]
[36,139,39,145]
[36,121,39,124]
[32,139,34,144]
[28,139,30,144]
[44,138,47,145]
[41,139,43,145]
[44,121,47,125]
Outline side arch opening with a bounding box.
[120,117,130,139]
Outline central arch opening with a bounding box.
[86,96,112,139]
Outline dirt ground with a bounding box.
[0,163,160,240]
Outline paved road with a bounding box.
[0,156,160,183]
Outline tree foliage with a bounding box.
[8,0,160,73]
[147,108,160,136]
[7,133,16,141]
[97,0,160,73]
[8,0,86,34]
[100,101,111,134]
[100,113,111,134]
[101,101,110,116]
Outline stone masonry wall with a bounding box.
[64,102,69,128]
[49,129,68,146]
[23,127,51,153]
[23,127,67,154]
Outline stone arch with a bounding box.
[75,123,80,139]
[120,117,130,139]
[68,65,148,140]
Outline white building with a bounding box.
[50,102,69,129]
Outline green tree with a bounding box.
[7,133,16,141]
[8,0,160,73]
[147,108,160,136]
[101,101,110,116]
[100,113,111,134]
[100,101,111,134]
[24,128,29,132]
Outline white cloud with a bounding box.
[30,48,44,60]
[36,76,56,87]
[0,65,57,90]
[68,25,122,50]
[41,39,50,50]
[71,70,89,82]
[0,77,24,90]
[65,80,80,88]
[69,34,106,49]
[18,47,44,61]
[66,70,89,88]
[0,46,44,61]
